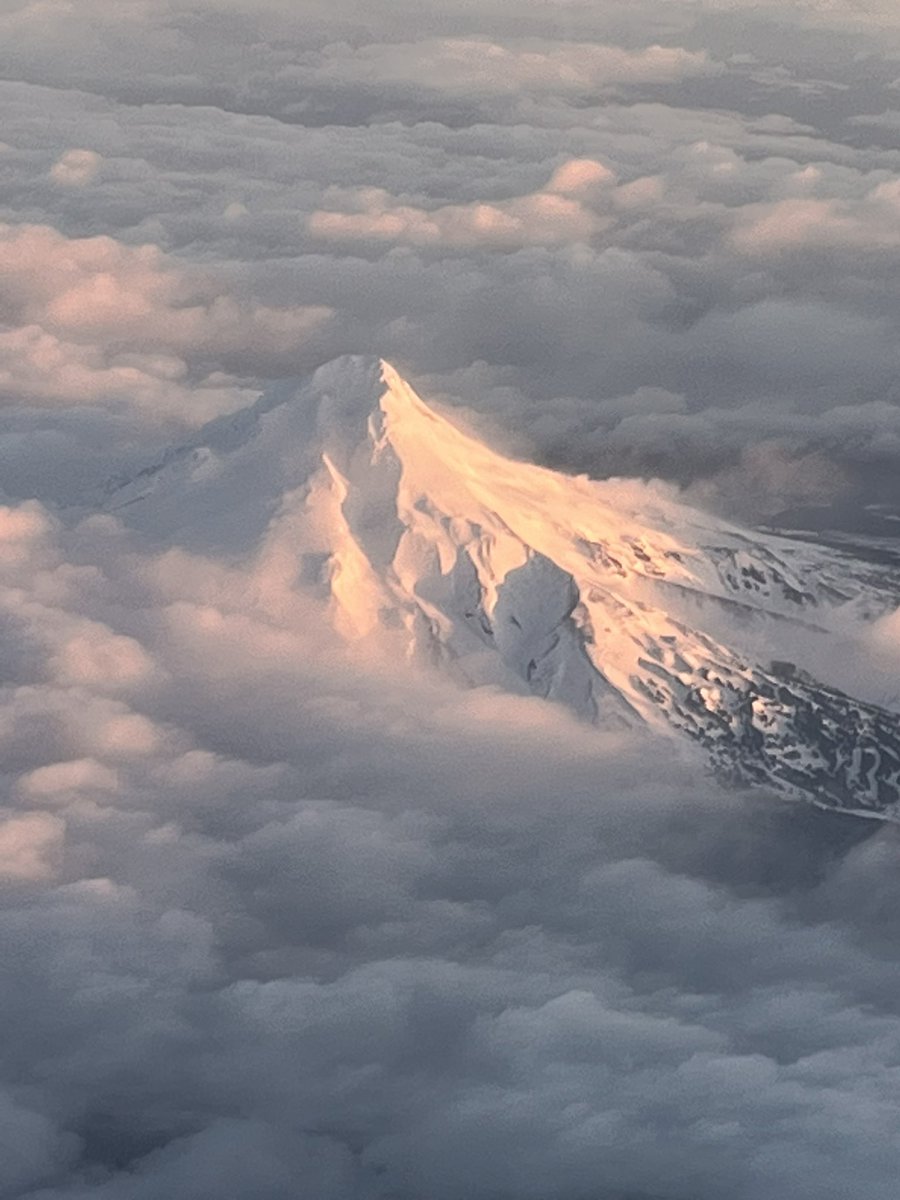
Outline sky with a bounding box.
[3,1,900,1197]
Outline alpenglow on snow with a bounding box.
[103,357,900,821]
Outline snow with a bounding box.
[101,356,900,820]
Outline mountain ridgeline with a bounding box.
[104,357,900,821]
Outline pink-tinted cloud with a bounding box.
[731,187,900,254]
[0,224,333,424]
[308,160,616,249]
[0,812,64,882]
[49,148,102,186]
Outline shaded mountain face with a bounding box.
[104,357,900,821]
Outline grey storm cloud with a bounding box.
[2,1,900,1197]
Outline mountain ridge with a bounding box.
[101,356,900,820]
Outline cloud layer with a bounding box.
[2,2,900,1197]
[4,0,900,519]
[0,498,898,1200]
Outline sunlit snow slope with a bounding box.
[105,357,900,820]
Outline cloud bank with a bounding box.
[2,1,900,1196]
[5,0,900,519]
[0,498,898,1200]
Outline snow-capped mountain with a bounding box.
[104,356,900,821]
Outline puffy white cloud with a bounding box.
[546,157,617,195]
[0,502,54,566]
[0,812,64,881]
[50,148,102,186]
[730,186,900,254]
[308,162,615,249]
[18,758,121,803]
[0,224,332,426]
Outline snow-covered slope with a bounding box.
[104,356,900,820]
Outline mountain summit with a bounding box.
[106,357,900,820]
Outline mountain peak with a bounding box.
[101,358,900,821]
[298,356,456,464]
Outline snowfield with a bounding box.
[104,356,900,820]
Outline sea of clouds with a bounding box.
[2,1,900,1197]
